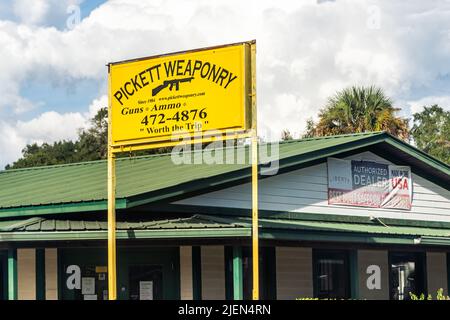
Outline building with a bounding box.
[0,131,449,300]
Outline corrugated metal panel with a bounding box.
[0,215,246,232]
[0,132,383,210]
[253,218,450,237]
[3,214,450,238]
[206,215,450,237]
[55,220,70,231]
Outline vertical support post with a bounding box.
[349,250,359,299]
[1,251,7,300]
[251,131,259,300]
[250,41,259,301]
[447,253,450,298]
[36,248,46,300]
[7,248,17,300]
[225,247,233,300]
[192,246,202,300]
[107,64,117,300]
[233,246,243,300]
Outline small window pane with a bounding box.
[314,250,350,299]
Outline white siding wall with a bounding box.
[175,151,450,222]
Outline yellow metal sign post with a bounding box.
[107,41,257,300]
[107,65,117,300]
[250,43,259,300]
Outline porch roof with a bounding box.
[0,214,251,241]
[1,214,450,246]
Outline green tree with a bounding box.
[411,105,450,164]
[304,86,410,141]
[75,107,108,162]
[5,141,77,169]
[281,129,293,141]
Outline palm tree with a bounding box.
[305,86,409,140]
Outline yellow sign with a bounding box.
[108,41,254,149]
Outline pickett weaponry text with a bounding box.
[114,59,238,105]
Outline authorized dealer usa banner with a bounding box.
[327,158,412,210]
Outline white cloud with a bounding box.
[13,0,50,25]
[86,95,107,120]
[15,111,85,143]
[8,0,84,27]
[259,93,315,140]
[0,94,107,169]
[1,0,450,167]
[0,122,25,168]
[406,96,450,115]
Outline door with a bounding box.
[389,252,426,300]
[117,247,180,300]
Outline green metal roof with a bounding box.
[197,215,450,237]
[0,215,245,232]
[203,215,450,246]
[258,218,450,237]
[0,214,251,242]
[0,131,448,217]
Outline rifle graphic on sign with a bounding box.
[152,77,194,96]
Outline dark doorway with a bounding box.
[389,252,426,300]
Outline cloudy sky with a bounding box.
[0,0,449,169]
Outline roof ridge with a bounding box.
[0,131,385,173]
[277,131,385,145]
[382,131,450,171]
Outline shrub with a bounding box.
[409,288,449,300]
[296,289,450,300]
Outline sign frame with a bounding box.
[106,40,259,300]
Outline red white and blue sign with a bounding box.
[327,158,412,210]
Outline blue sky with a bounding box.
[0,0,449,169]
[0,0,106,27]
[19,75,102,121]
[0,0,106,123]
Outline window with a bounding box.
[313,250,350,299]
[389,252,426,300]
